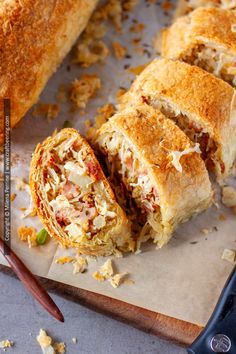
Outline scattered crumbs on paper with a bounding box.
[222,186,236,208]
[53,342,66,354]
[109,272,128,288]
[73,256,88,274]
[37,329,66,354]
[37,329,52,348]
[161,0,173,11]
[18,226,38,248]
[56,85,67,103]
[112,41,127,59]
[99,259,114,278]
[130,22,145,33]
[93,259,132,288]
[0,340,13,350]
[71,338,77,344]
[201,228,214,235]
[127,62,149,75]
[85,103,115,142]
[92,271,105,282]
[219,214,226,221]
[73,0,138,68]
[55,256,75,265]
[32,103,60,121]
[10,193,16,202]
[69,74,101,110]
[221,249,236,264]
[14,177,37,218]
[15,177,29,191]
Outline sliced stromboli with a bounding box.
[174,0,236,18]
[118,58,236,178]
[162,7,236,87]
[30,128,134,256]
[96,105,212,248]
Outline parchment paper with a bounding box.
[1,0,235,327]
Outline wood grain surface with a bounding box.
[0,264,203,347]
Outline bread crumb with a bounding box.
[109,272,128,288]
[112,41,127,59]
[18,226,38,248]
[10,193,16,202]
[92,271,105,282]
[0,340,13,349]
[55,256,74,265]
[32,103,60,121]
[69,74,101,110]
[222,186,236,207]
[56,85,67,103]
[73,256,88,274]
[99,259,114,278]
[74,40,109,68]
[161,0,173,11]
[222,249,236,264]
[71,338,77,344]
[53,342,65,354]
[85,103,115,142]
[130,22,145,33]
[37,329,52,348]
[123,0,138,11]
[219,214,226,221]
[201,229,210,235]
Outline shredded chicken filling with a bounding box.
[41,137,117,243]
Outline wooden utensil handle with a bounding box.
[0,238,64,322]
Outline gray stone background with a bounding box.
[0,272,187,353]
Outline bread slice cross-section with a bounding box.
[30,128,134,256]
[162,7,236,87]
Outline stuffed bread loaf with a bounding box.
[0,0,98,144]
[96,104,212,248]
[30,128,134,256]
[118,58,236,179]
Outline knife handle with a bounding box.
[187,266,236,354]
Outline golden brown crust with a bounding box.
[0,0,98,144]
[29,128,133,256]
[118,58,236,177]
[174,0,233,19]
[97,105,212,243]
[162,7,236,59]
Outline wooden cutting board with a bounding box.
[0,264,202,347]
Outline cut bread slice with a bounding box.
[30,128,134,256]
[162,7,236,87]
[174,0,236,19]
[118,58,236,179]
[96,105,212,248]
